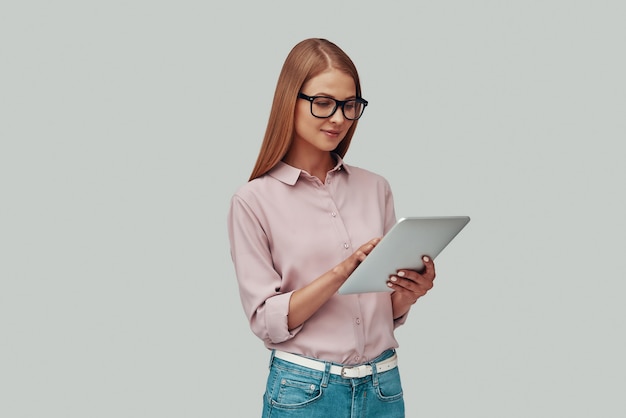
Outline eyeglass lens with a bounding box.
[311,97,364,120]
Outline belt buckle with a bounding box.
[340,366,353,378]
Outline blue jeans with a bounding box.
[262,349,405,418]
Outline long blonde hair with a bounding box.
[249,38,363,181]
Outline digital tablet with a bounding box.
[337,216,471,294]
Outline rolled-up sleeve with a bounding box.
[227,195,300,344]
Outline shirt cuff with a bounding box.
[264,291,301,343]
[393,310,410,329]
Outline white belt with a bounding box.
[273,350,398,379]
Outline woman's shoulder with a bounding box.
[230,170,291,206]
[342,162,392,186]
[231,176,268,200]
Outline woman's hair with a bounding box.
[248,38,363,181]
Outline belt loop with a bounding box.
[321,361,331,388]
[269,349,276,369]
[371,357,380,386]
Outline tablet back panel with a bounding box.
[337,216,470,294]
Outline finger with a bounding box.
[342,238,382,274]
[388,272,421,292]
[420,255,436,280]
[387,277,427,297]
[353,238,380,261]
[360,237,381,254]
[392,269,433,291]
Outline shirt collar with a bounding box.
[268,153,350,185]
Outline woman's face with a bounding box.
[293,68,356,156]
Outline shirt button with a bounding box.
[344,243,349,249]
[331,212,336,217]
[355,318,361,325]
[355,355,360,361]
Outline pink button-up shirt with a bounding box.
[227,156,409,365]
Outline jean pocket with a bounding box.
[375,367,404,402]
[266,369,324,409]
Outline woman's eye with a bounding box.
[313,99,333,108]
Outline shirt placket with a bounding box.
[325,172,366,361]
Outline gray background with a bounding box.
[2,1,625,417]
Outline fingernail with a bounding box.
[397,271,405,277]
[387,282,393,287]
[423,256,430,262]
[390,276,397,282]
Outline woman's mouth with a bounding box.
[322,129,341,138]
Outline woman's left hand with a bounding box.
[387,255,436,308]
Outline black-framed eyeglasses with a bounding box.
[298,93,368,120]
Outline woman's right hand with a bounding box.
[332,237,381,282]
[287,237,381,330]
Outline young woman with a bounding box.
[227,38,436,418]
